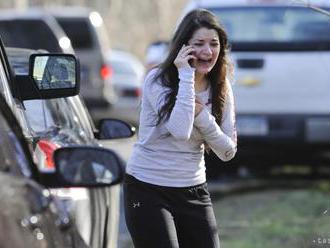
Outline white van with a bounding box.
[181,0,330,175]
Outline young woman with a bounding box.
[124,9,237,248]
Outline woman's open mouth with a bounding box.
[197,58,212,64]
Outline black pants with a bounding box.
[123,174,220,248]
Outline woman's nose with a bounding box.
[203,45,212,55]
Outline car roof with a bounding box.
[180,0,330,27]
[43,6,96,18]
[108,49,145,77]
[109,49,141,63]
[0,8,55,20]
[185,0,330,8]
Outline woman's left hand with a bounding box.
[195,98,204,116]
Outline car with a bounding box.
[0,8,117,118]
[145,40,169,71]
[181,0,330,178]
[1,42,135,247]
[97,49,145,125]
[0,8,73,54]
[47,7,117,110]
[0,44,125,247]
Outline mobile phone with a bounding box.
[188,50,195,67]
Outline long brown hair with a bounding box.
[155,9,232,126]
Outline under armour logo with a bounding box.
[132,202,141,208]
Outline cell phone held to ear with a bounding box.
[189,51,195,67]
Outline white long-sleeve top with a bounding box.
[126,67,237,187]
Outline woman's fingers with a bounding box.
[181,46,194,56]
[195,102,203,116]
[195,98,204,116]
[174,45,195,69]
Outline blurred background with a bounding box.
[2,0,187,59]
[1,1,330,248]
[0,0,189,126]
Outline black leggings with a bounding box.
[123,174,220,248]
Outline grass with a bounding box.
[212,186,330,248]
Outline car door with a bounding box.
[0,92,90,248]
[0,37,90,247]
[2,42,134,248]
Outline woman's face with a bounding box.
[188,27,220,76]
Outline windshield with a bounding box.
[210,6,330,51]
[0,20,62,52]
[57,18,94,49]
[111,60,137,75]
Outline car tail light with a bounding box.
[135,88,141,97]
[100,64,113,80]
[35,139,60,172]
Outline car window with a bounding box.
[0,109,31,177]
[0,20,62,52]
[0,49,34,139]
[111,60,136,75]
[210,6,330,50]
[56,18,94,49]
[67,96,95,138]
[23,97,93,140]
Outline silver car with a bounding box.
[104,49,145,126]
[48,7,117,110]
[6,47,135,248]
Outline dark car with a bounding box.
[0,86,124,247]
[0,37,134,247]
[6,46,135,247]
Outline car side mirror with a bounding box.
[14,54,80,100]
[97,119,136,140]
[48,146,124,187]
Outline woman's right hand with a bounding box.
[174,44,196,70]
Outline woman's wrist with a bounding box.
[178,67,195,83]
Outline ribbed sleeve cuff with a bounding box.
[178,67,195,83]
[194,108,211,129]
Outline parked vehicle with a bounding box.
[181,0,330,177]
[0,48,125,247]
[0,8,117,117]
[0,8,73,54]
[145,40,169,71]
[101,49,145,125]
[1,40,134,247]
[47,7,117,110]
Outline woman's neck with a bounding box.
[194,73,209,93]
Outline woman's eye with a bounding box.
[194,43,203,46]
[211,43,220,47]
